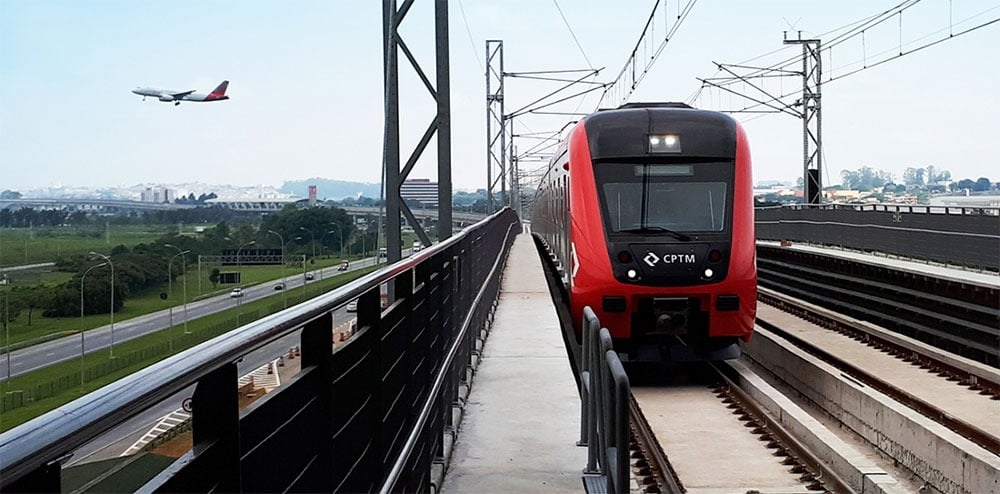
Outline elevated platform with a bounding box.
[441,232,585,492]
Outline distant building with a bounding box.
[308,185,317,207]
[401,178,438,207]
[141,187,174,203]
[823,189,861,202]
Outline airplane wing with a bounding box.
[171,90,196,99]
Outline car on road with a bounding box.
[273,283,285,290]
[337,261,349,271]
[346,299,358,312]
[305,273,315,281]
[230,288,243,298]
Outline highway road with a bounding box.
[0,256,382,380]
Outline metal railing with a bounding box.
[579,306,630,494]
[756,204,1000,270]
[0,209,520,493]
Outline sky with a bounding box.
[1,0,997,195]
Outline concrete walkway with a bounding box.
[441,232,586,493]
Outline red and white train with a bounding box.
[531,103,756,361]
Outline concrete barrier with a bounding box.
[744,327,1000,494]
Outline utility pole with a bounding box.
[486,40,505,213]
[784,32,823,205]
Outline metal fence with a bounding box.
[579,306,630,494]
[0,208,521,493]
[755,204,1000,270]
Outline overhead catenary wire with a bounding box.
[694,1,999,115]
[705,0,994,92]
[598,0,699,108]
[457,0,484,72]
[553,0,594,70]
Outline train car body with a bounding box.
[532,103,756,361]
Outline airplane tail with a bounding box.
[208,80,229,100]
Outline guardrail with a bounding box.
[759,202,1000,215]
[579,306,630,494]
[0,208,520,493]
[756,204,1000,270]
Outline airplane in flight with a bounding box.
[132,80,230,106]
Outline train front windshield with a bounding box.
[596,162,733,234]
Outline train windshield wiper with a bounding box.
[619,226,691,241]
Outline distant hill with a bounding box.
[280,178,381,200]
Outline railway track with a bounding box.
[759,287,999,454]
[626,288,998,494]
[628,361,846,493]
[540,236,998,493]
[756,244,999,367]
[746,288,999,494]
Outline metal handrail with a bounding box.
[379,218,520,493]
[0,209,518,487]
[580,307,630,493]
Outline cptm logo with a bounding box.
[644,251,696,267]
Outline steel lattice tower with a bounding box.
[784,34,823,204]
[485,40,505,213]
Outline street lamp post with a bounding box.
[165,244,191,335]
[325,229,339,261]
[163,244,191,334]
[329,222,343,259]
[294,236,310,296]
[89,252,115,359]
[298,227,317,281]
[80,262,106,391]
[362,227,368,259]
[236,240,255,326]
[267,230,287,308]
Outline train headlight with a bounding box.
[703,268,714,278]
[648,134,681,153]
[627,269,638,279]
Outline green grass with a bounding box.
[0,266,376,432]
[1,255,367,348]
[0,226,168,268]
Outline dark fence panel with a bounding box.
[0,209,521,493]
[755,204,1000,270]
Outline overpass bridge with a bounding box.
[0,205,997,493]
[0,198,196,214]
[0,198,487,230]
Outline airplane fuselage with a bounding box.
[132,80,229,105]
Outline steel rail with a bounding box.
[758,288,1000,455]
[708,360,852,493]
[629,395,684,494]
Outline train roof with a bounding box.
[585,104,737,160]
[613,102,692,110]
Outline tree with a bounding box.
[974,177,992,192]
[903,167,926,187]
[209,268,221,288]
[0,291,21,325]
[0,190,22,200]
[839,166,891,191]
[925,166,951,184]
[13,285,53,326]
[954,179,977,191]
